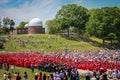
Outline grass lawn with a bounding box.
[90,37,103,43]
[90,36,118,44]
[0,66,85,80]
[1,34,103,52]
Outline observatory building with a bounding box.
[13,18,45,34]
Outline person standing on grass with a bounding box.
[31,64,35,73]
[16,73,21,80]
[6,62,10,71]
[43,73,46,80]
[76,71,80,80]
[46,75,51,80]
[35,72,38,80]
[85,70,91,80]
[3,72,7,80]
[11,65,15,73]
[14,72,18,80]
[38,72,42,80]
[96,71,100,80]
[23,72,28,80]
[3,63,7,71]
[8,73,12,80]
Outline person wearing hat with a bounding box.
[34,72,38,80]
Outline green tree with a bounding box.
[56,4,76,37]
[2,17,10,34]
[107,33,116,44]
[45,19,61,34]
[113,18,120,46]
[3,17,10,27]
[2,17,15,34]
[16,21,28,28]
[86,8,103,37]
[0,27,10,34]
[9,19,15,32]
[56,4,88,38]
[0,35,3,49]
[86,7,120,45]
[71,6,88,37]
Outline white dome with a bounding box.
[28,18,43,26]
[24,24,28,27]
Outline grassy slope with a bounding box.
[1,34,103,52]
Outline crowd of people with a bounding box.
[2,66,120,80]
[2,69,78,80]
[3,72,27,80]
[0,50,120,71]
[0,50,120,80]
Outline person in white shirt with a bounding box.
[3,72,7,80]
[11,65,14,73]
[91,77,97,80]
[85,70,91,80]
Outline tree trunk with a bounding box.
[78,27,81,38]
[118,39,120,47]
[103,39,105,47]
[67,28,69,38]
[111,40,112,45]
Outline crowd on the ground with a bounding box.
[0,50,120,71]
[2,65,120,80]
[0,50,120,80]
[3,71,28,80]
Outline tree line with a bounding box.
[0,17,15,34]
[0,16,28,35]
[0,17,16,49]
[45,4,120,46]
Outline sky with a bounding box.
[0,0,120,27]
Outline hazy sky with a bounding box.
[0,0,120,27]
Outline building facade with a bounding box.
[13,18,45,34]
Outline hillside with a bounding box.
[0,34,103,52]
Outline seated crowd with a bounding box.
[0,50,120,71]
[0,50,120,80]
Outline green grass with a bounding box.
[1,34,103,52]
[90,37,103,43]
[0,66,85,80]
[90,36,118,44]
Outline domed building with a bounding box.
[28,18,45,34]
[13,18,45,34]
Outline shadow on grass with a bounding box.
[62,35,120,50]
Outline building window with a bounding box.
[18,30,21,34]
